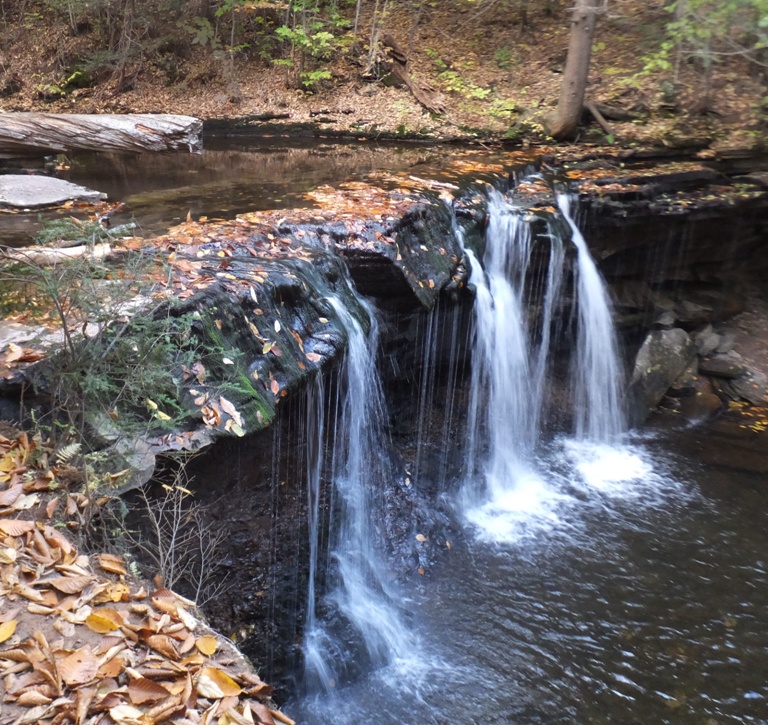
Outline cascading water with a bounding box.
[458,185,630,539]
[558,194,625,441]
[302,292,412,697]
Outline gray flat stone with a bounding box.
[0,175,107,209]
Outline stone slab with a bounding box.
[0,174,107,209]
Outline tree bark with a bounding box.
[0,113,203,156]
[545,0,600,140]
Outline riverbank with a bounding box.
[1,1,766,151]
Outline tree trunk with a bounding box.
[0,113,203,156]
[545,0,600,140]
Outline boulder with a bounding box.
[699,356,746,379]
[626,328,697,426]
[693,324,721,355]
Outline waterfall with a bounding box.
[303,293,410,694]
[557,194,625,441]
[458,187,625,537]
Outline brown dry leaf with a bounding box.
[76,684,97,724]
[48,575,94,594]
[59,645,100,686]
[99,656,124,679]
[0,482,23,506]
[128,676,172,705]
[151,595,178,618]
[0,546,17,564]
[305,352,322,363]
[415,534,427,542]
[145,634,179,660]
[15,582,45,602]
[97,553,127,576]
[0,619,17,643]
[16,689,53,707]
[0,519,35,536]
[270,379,280,395]
[195,635,218,656]
[249,702,276,725]
[270,709,296,725]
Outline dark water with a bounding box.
[290,417,768,725]
[1,140,443,245]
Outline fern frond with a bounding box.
[55,442,82,465]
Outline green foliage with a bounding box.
[33,217,113,247]
[636,0,768,96]
[0,220,203,444]
[493,47,514,70]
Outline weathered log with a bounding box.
[585,100,615,137]
[0,113,202,156]
[2,243,111,265]
[381,35,446,115]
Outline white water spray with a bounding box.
[458,187,627,540]
[557,194,625,441]
[303,295,411,694]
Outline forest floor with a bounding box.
[0,0,766,150]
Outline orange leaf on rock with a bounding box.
[48,575,94,594]
[0,519,35,536]
[128,676,171,705]
[97,553,127,576]
[85,612,121,634]
[59,646,100,686]
[196,666,242,698]
[145,634,179,660]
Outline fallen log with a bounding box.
[0,113,202,156]
[2,243,111,265]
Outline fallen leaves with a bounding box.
[0,427,287,725]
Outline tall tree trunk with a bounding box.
[545,0,600,140]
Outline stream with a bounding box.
[20,141,768,724]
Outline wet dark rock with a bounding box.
[715,330,737,354]
[729,369,768,406]
[678,392,725,422]
[669,360,699,397]
[699,356,747,379]
[694,325,721,355]
[626,328,697,427]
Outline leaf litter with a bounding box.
[0,432,291,725]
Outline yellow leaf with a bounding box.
[197,666,242,698]
[145,399,158,411]
[85,612,120,634]
[155,410,172,421]
[0,619,17,643]
[196,635,218,656]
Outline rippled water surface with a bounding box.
[291,419,768,724]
